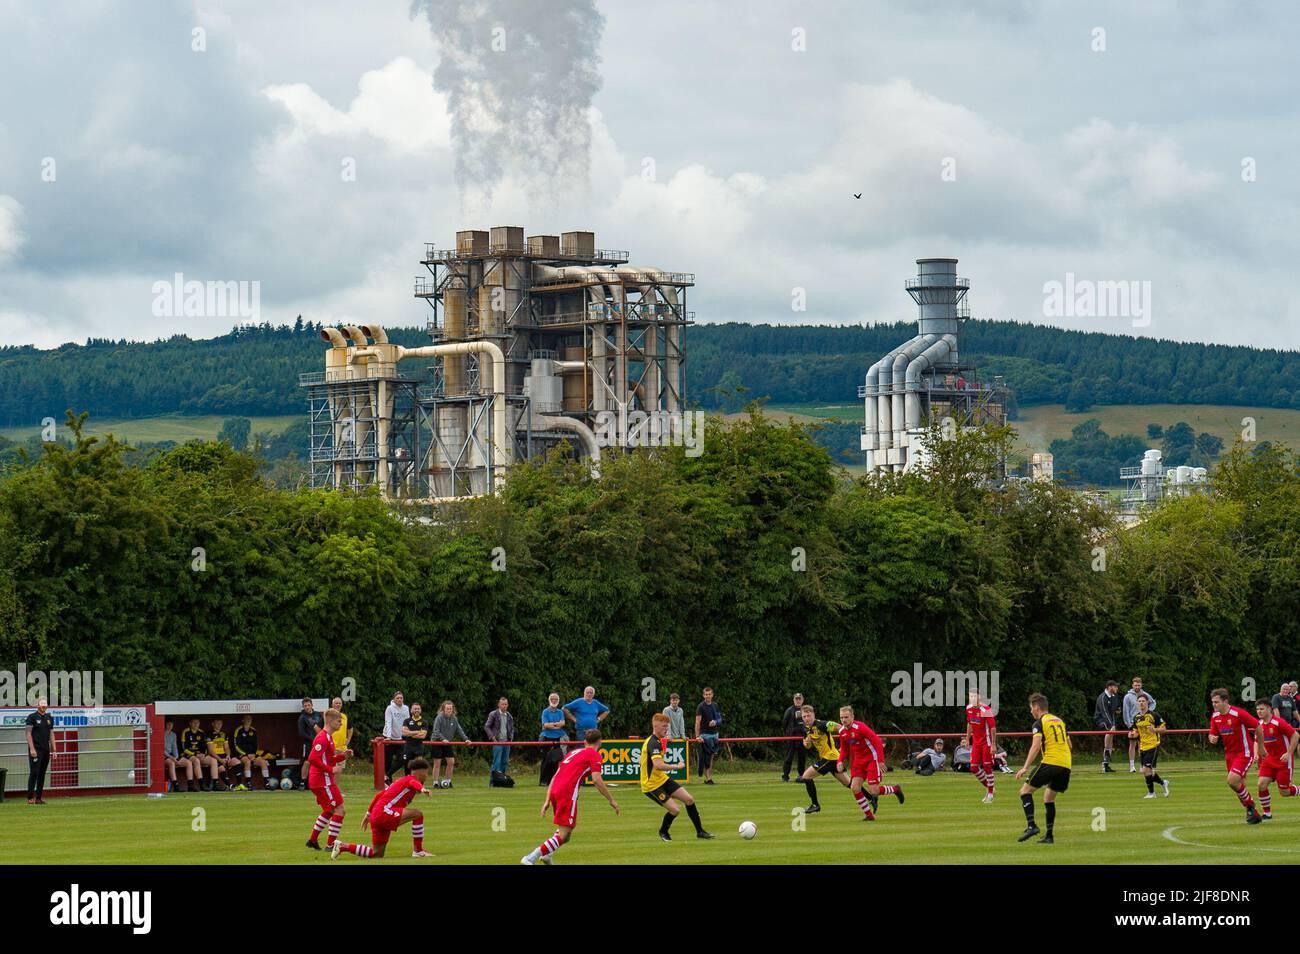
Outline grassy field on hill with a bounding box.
[0,414,300,445]
[2,757,1289,865]
[768,402,1300,452]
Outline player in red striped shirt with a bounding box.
[333,757,433,859]
[835,705,904,821]
[521,729,620,865]
[305,708,353,850]
[1254,699,1300,819]
[966,689,997,803]
[1208,688,1262,824]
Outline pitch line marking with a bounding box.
[1163,824,1293,853]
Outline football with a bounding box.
[738,820,757,840]
[279,778,293,791]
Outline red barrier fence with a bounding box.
[369,729,1213,789]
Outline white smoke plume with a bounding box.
[412,0,604,211]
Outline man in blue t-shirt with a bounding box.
[564,686,610,742]
[538,692,570,786]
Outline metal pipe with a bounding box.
[342,325,368,347]
[904,334,957,429]
[892,334,939,465]
[359,323,388,344]
[319,327,347,348]
[538,415,602,478]
[397,340,510,488]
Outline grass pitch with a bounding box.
[3,758,1294,865]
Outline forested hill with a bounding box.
[2,319,1298,426]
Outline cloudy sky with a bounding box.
[1,0,1296,349]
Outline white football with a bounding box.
[738,820,757,840]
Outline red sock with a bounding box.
[1235,785,1255,809]
[539,831,563,857]
[327,814,343,847]
[341,843,374,857]
[309,813,329,843]
[1260,792,1271,813]
[1287,784,1300,797]
[880,785,898,796]
[853,792,874,818]
[412,823,424,852]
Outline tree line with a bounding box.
[2,410,1294,757]
[4,319,1300,426]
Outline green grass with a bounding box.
[3,758,1292,865]
[0,414,301,445]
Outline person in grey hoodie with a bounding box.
[1122,678,1156,774]
[431,699,470,788]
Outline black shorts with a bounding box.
[811,758,837,776]
[430,745,455,760]
[644,779,682,805]
[1140,748,1160,769]
[1028,763,1071,793]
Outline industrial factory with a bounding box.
[300,228,694,499]
[860,258,1007,474]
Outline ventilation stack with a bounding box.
[861,257,1006,474]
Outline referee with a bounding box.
[25,696,55,805]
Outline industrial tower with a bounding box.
[301,227,694,499]
[860,258,1007,474]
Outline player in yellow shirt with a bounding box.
[793,704,854,814]
[330,696,353,752]
[1014,693,1071,845]
[1128,695,1169,799]
[640,713,713,842]
[207,719,241,792]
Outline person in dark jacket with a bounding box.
[297,698,323,789]
[1094,680,1123,773]
[484,697,516,782]
[781,693,806,781]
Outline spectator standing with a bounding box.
[563,687,610,740]
[331,696,354,753]
[1094,680,1122,773]
[662,693,686,740]
[694,687,722,784]
[485,697,516,782]
[400,702,429,778]
[1121,678,1156,773]
[781,692,806,781]
[953,736,972,773]
[382,691,410,785]
[1271,683,1298,728]
[25,697,55,805]
[539,692,569,786]
[297,698,324,790]
[431,700,469,788]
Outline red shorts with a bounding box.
[1225,753,1255,778]
[551,795,579,829]
[851,760,883,786]
[1260,757,1293,788]
[311,780,343,813]
[970,743,993,768]
[369,809,402,847]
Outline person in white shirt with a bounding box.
[383,691,410,784]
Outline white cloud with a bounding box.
[0,196,25,267]
[263,57,452,153]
